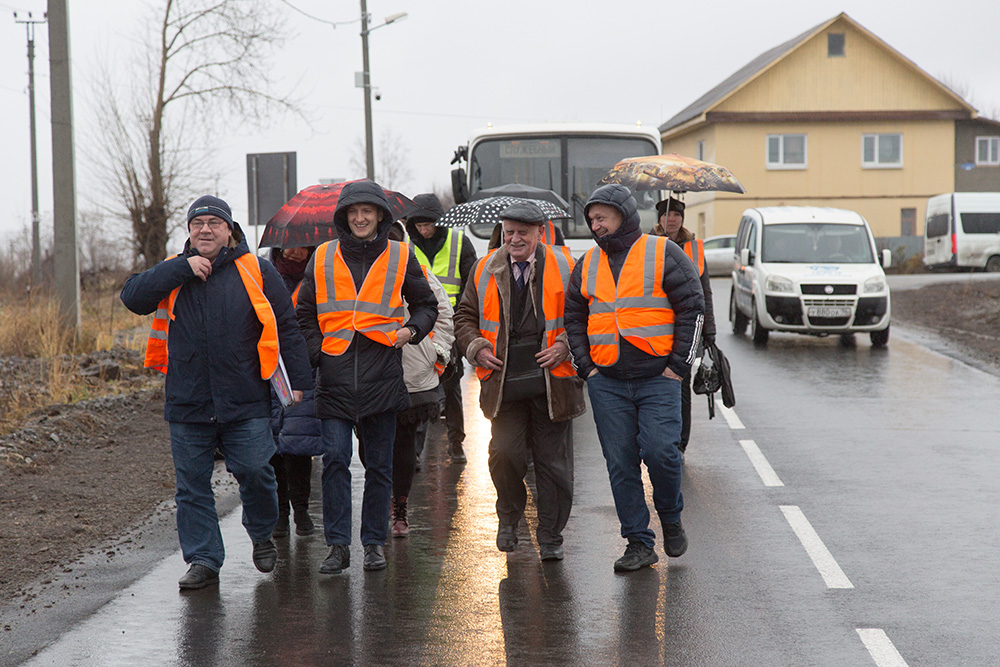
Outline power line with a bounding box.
[275,0,357,28]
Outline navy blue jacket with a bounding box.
[564,184,705,380]
[121,223,312,423]
[296,180,438,420]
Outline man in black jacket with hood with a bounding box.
[406,193,478,463]
[565,184,704,573]
[296,180,438,575]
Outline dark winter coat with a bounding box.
[651,226,717,343]
[564,184,705,380]
[269,248,323,456]
[296,180,438,421]
[120,222,312,424]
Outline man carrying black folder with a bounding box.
[121,195,312,590]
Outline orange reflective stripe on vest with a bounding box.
[541,220,557,246]
[579,234,675,366]
[290,282,302,308]
[473,246,576,381]
[314,239,407,356]
[144,254,280,380]
[684,238,706,276]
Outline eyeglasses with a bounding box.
[190,219,227,230]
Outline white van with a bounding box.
[923,192,1000,271]
[730,207,892,347]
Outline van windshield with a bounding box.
[762,224,874,263]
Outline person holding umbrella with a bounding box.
[406,193,478,465]
[295,180,438,575]
[454,200,585,561]
[651,197,716,460]
[564,184,704,572]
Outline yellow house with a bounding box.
[659,13,979,239]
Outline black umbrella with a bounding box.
[436,196,570,229]
[469,183,570,209]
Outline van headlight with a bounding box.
[863,276,887,293]
[765,275,794,293]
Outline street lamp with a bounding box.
[359,3,407,181]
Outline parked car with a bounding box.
[702,234,736,276]
[730,206,892,347]
[923,192,1000,271]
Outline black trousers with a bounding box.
[680,369,692,451]
[392,419,419,498]
[271,452,313,516]
[489,393,573,546]
[442,355,466,447]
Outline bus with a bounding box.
[450,123,662,253]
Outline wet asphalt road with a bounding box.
[5,277,1000,666]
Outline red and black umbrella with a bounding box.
[259,180,415,248]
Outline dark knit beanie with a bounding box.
[655,197,685,218]
[187,195,234,230]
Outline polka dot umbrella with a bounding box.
[436,196,571,229]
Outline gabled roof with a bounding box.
[658,13,976,135]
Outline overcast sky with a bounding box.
[1,0,998,250]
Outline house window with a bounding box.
[976,136,1000,165]
[828,33,845,57]
[697,140,705,161]
[862,133,903,168]
[767,134,807,169]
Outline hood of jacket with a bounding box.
[332,180,395,243]
[584,184,642,255]
[405,193,445,225]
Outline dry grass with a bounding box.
[0,284,151,434]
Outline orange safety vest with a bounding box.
[290,281,302,308]
[541,220,558,246]
[473,245,576,381]
[579,234,675,366]
[144,253,280,379]
[683,238,706,277]
[314,239,407,356]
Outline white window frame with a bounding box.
[975,136,1000,166]
[862,133,903,169]
[766,134,807,170]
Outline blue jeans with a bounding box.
[586,373,684,548]
[169,418,278,572]
[320,412,395,546]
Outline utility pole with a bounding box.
[14,11,46,287]
[47,0,80,333]
[360,0,374,181]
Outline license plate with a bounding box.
[808,307,851,318]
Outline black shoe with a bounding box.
[294,509,315,536]
[252,539,278,573]
[449,442,467,464]
[363,544,387,571]
[539,544,564,561]
[496,523,518,552]
[319,544,350,575]
[272,514,290,538]
[614,540,659,572]
[661,519,688,557]
[178,563,219,590]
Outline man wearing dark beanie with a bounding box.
[121,194,313,590]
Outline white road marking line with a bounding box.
[779,505,854,589]
[719,405,745,429]
[739,440,784,487]
[856,628,909,666]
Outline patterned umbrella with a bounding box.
[468,183,570,209]
[259,180,415,248]
[599,154,746,194]
[436,196,570,229]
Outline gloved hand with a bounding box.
[703,334,716,348]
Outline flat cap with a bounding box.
[499,200,546,225]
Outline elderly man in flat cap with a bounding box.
[454,200,585,561]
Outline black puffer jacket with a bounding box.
[121,223,312,423]
[564,184,705,380]
[296,180,438,420]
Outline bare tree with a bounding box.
[91,0,299,269]
[348,128,414,191]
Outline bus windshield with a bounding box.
[762,223,874,264]
[468,134,659,239]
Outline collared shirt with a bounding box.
[508,251,536,286]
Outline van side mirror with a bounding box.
[740,248,752,266]
[451,168,469,204]
[881,248,892,269]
